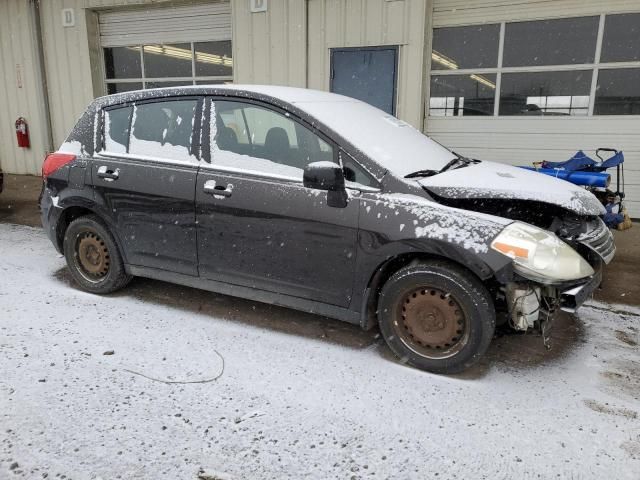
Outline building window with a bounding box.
[430,74,496,116]
[104,41,232,94]
[502,17,599,67]
[429,13,640,117]
[499,71,591,116]
[431,24,500,70]
[594,68,640,115]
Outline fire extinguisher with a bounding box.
[15,117,30,148]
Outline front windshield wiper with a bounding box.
[404,154,474,179]
[404,169,438,178]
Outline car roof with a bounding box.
[98,84,359,108]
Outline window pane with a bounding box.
[431,24,500,70]
[195,80,232,85]
[429,74,496,116]
[195,41,233,77]
[104,47,142,79]
[145,81,194,89]
[130,100,198,162]
[104,106,132,153]
[341,154,378,188]
[601,14,640,63]
[106,82,143,95]
[595,68,640,115]
[143,44,193,78]
[211,101,335,179]
[503,17,598,67]
[499,71,591,116]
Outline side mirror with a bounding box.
[303,161,348,208]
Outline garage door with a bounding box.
[99,2,232,94]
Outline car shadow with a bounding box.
[53,267,585,379]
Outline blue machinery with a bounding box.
[521,148,625,197]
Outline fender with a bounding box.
[52,196,129,264]
[353,236,514,329]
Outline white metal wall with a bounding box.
[232,0,307,88]
[427,0,640,216]
[0,0,50,175]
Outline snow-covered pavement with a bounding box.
[1,223,639,479]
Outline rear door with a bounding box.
[195,98,360,307]
[92,97,202,275]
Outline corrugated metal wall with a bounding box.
[307,0,428,128]
[0,0,50,175]
[232,0,307,87]
[40,0,98,151]
[427,0,640,216]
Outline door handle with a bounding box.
[97,165,120,181]
[203,180,233,198]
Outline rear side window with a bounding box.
[104,106,132,153]
[129,100,198,162]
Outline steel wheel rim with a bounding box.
[393,287,470,360]
[74,230,110,283]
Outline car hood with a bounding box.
[418,161,606,216]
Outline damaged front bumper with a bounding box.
[559,266,603,313]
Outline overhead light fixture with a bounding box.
[431,50,458,70]
[127,45,233,67]
[470,74,496,89]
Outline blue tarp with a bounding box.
[542,150,624,172]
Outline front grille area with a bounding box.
[578,218,616,264]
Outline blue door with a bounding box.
[330,47,398,115]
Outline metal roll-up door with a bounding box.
[99,2,231,47]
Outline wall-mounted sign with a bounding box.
[250,0,268,13]
[16,64,22,89]
[61,8,75,27]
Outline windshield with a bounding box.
[293,99,457,177]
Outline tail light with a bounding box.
[42,153,76,180]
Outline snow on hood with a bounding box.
[419,161,606,216]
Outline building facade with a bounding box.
[1,0,639,215]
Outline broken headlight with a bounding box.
[491,222,594,283]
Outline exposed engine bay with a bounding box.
[426,190,614,348]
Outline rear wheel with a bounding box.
[63,215,132,294]
[378,261,495,374]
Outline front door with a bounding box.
[196,99,359,307]
[330,46,398,115]
[92,98,202,276]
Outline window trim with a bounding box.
[98,96,204,165]
[203,96,382,191]
[205,96,339,170]
[428,12,640,117]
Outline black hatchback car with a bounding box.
[41,86,614,374]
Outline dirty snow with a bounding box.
[1,224,639,479]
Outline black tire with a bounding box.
[63,215,132,294]
[378,260,495,374]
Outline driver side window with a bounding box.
[210,100,335,179]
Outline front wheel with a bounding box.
[378,261,495,374]
[63,215,132,294]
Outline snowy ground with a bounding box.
[1,223,639,480]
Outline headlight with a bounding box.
[491,222,594,283]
